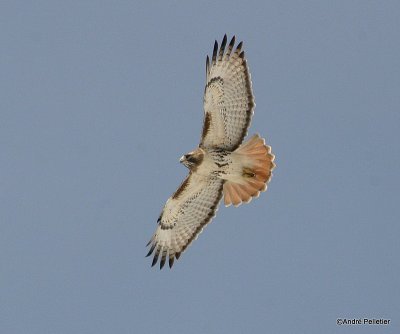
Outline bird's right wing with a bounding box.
[146,172,223,269]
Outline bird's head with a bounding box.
[180,148,204,170]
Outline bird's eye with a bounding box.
[187,155,196,163]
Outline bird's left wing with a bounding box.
[200,35,255,150]
[146,172,223,269]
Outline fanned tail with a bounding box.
[223,134,275,207]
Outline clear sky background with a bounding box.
[1,1,399,333]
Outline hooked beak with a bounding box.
[179,155,185,163]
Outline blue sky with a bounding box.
[1,1,399,333]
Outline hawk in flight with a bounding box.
[147,35,275,269]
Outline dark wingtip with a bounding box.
[160,256,166,270]
[212,40,218,63]
[169,256,174,268]
[236,41,243,52]
[226,36,236,57]
[175,252,181,260]
[151,247,160,267]
[146,243,156,257]
[220,34,227,55]
[239,50,245,59]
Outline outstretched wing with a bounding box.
[200,35,255,150]
[146,173,223,269]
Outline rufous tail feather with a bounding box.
[223,134,275,207]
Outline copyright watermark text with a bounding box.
[337,318,391,326]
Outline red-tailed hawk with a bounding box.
[147,35,275,269]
